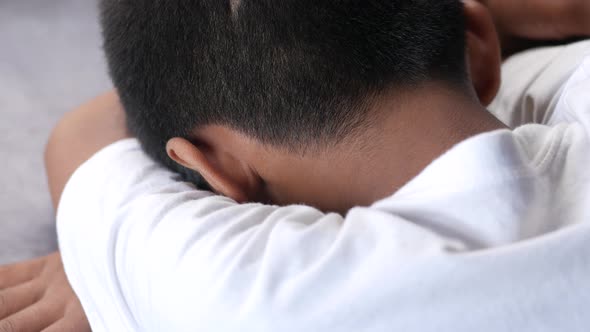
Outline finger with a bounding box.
[41,313,92,332]
[41,299,91,332]
[43,321,92,332]
[0,258,45,289]
[0,300,61,332]
[0,281,42,320]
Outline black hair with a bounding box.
[99,0,467,184]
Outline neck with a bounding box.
[250,85,506,214]
[345,86,507,208]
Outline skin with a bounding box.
[485,0,590,40]
[0,93,128,332]
[166,0,505,214]
[1,0,589,330]
[169,85,506,213]
[484,0,590,56]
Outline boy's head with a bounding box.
[100,0,502,213]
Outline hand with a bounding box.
[484,0,590,40]
[0,252,90,332]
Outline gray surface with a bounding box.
[0,0,111,264]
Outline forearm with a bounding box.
[487,0,589,41]
[45,90,130,209]
[0,93,122,332]
[483,0,590,57]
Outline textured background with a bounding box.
[0,0,111,264]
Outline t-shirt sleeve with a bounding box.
[56,139,463,332]
[551,55,590,134]
[489,39,590,127]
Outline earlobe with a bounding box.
[166,137,249,203]
[464,0,501,106]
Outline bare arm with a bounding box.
[0,90,128,332]
[3,3,590,329]
[486,0,590,40]
[483,0,590,56]
[45,90,129,209]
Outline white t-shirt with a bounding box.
[58,50,590,331]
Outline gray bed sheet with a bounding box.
[0,0,111,264]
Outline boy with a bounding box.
[1,0,590,331]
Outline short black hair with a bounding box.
[100,0,467,183]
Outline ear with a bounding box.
[166,137,250,203]
[464,0,501,106]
